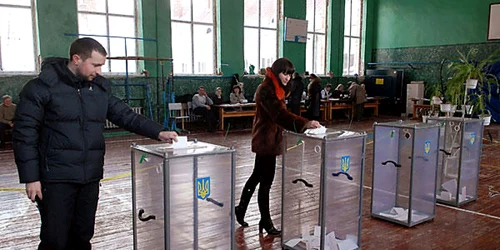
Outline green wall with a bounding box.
[372,0,499,49]
[36,0,78,58]
[217,0,245,75]
[327,0,345,76]
[368,0,500,97]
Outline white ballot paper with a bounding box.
[305,125,327,135]
[172,136,188,149]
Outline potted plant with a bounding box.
[446,48,499,124]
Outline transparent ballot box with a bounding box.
[371,121,440,227]
[281,130,366,250]
[426,117,483,207]
[131,141,235,250]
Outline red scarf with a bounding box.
[265,67,285,101]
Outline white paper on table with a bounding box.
[311,236,321,249]
[410,212,429,223]
[345,234,358,244]
[441,179,458,196]
[326,231,339,250]
[437,191,452,201]
[305,125,327,135]
[301,224,310,239]
[337,238,358,250]
[172,136,188,149]
[392,207,406,215]
[313,225,321,237]
[284,238,302,248]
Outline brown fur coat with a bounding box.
[251,68,309,156]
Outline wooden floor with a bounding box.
[1,116,499,250]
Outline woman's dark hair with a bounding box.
[232,85,241,93]
[271,58,295,76]
[310,73,318,79]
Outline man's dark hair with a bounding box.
[271,58,295,76]
[69,37,107,61]
[326,84,332,88]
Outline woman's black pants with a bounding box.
[237,154,277,223]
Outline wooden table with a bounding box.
[413,104,432,119]
[325,97,383,120]
[214,103,256,130]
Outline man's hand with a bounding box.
[205,105,211,110]
[158,131,178,143]
[26,181,42,202]
[8,121,13,127]
[306,120,321,129]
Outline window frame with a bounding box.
[170,0,217,75]
[343,0,363,76]
[243,0,279,72]
[306,0,328,75]
[0,0,38,74]
[77,0,139,75]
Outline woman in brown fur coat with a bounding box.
[235,58,320,236]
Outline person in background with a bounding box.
[331,84,345,98]
[348,81,367,121]
[287,72,303,115]
[321,84,332,99]
[230,85,247,104]
[192,86,217,132]
[235,58,320,236]
[0,95,16,148]
[212,87,224,105]
[13,38,178,250]
[361,83,368,98]
[306,73,322,121]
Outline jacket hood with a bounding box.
[39,57,81,87]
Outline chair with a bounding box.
[187,102,204,122]
[169,103,190,131]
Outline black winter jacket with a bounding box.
[13,58,164,184]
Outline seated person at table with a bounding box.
[321,84,332,99]
[0,95,16,148]
[211,87,224,105]
[332,84,346,98]
[230,85,247,104]
[192,86,217,132]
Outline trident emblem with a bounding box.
[341,156,351,173]
[196,177,210,200]
[424,141,431,155]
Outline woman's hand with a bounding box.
[306,120,321,128]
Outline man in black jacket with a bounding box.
[13,38,178,250]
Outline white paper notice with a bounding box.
[172,136,188,149]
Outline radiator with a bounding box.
[105,107,143,129]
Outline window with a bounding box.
[343,0,362,76]
[171,0,215,74]
[244,0,278,73]
[0,0,36,72]
[77,0,137,73]
[306,0,327,75]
